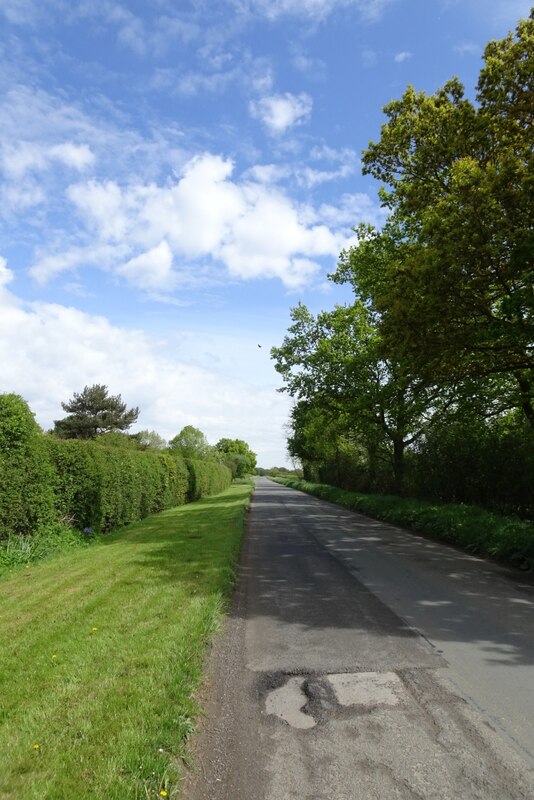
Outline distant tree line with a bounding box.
[272,13,534,519]
[256,466,303,478]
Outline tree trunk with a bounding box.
[516,374,534,428]
[392,437,405,496]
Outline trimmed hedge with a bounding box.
[0,394,231,540]
[45,439,191,532]
[0,395,56,537]
[186,459,233,501]
[273,477,534,572]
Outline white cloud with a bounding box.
[117,241,175,291]
[67,181,130,241]
[0,180,46,212]
[230,0,394,22]
[314,192,388,228]
[49,143,96,170]
[249,92,313,134]
[0,256,14,287]
[0,274,292,465]
[295,163,355,188]
[1,141,95,180]
[31,243,127,284]
[0,85,190,193]
[394,50,412,63]
[34,152,349,290]
[244,164,291,184]
[0,0,38,24]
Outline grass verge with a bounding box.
[0,523,100,574]
[272,478,534,572]
[0,483,252,800]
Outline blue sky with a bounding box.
[0,0,530,465]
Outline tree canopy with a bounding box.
[52,384,140,440]
[168,426,211,460]
[272,300,451,493]
[354,12,533,423]
[272,11,534,510]
[215,438,257,477]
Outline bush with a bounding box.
[46,439,191,533]
[412,415,534,519]
[0,522,95,571]
[0,395,56,539]
[186,459,232,500]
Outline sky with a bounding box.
[0,0,530,467]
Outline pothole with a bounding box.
[264,671,408,729]
[265,676,317,729]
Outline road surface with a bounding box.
[184,478,534,799]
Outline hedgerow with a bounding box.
[0,394,231,548]
[0,395,56,538]
[186,459,233,500]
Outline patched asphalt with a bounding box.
[183,478,534,800]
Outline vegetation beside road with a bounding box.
[272,15,534,522]
[273,478,534,572]
[0,482,252,800]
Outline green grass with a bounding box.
[0,483,252,800]
[273,478,534,571]
[0,523,99,573]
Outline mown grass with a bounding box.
[273,478,534,571]
[0,483,252,800]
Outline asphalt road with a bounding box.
[184,478,534,800]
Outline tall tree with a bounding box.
[215,438,257,477]
[168,426,211,460]
[358,13,534,423]
[272,301,450,494]
[53,384,139,439]
[133,429,167,451]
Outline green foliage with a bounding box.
[44,437,101,530]
[45,438,191,533]
[53,384,140,439]
[273,12,534,518]
[0,394,238,549]
[93,431,140,449]
[186,459,232,500]
[133,429,167,450]
[274,478,534,571]
[215,438,257,477]
[169,425,211,460]
[0,522,95,572]
[358,13,534,421]
[0,394,56,538]
[256,466,303,478]
[272,301,450,494]
[412,412,534,518]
